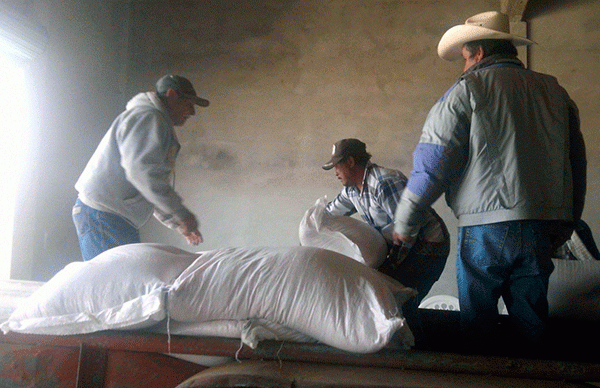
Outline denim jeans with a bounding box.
[378,220,450,344]
[456,220,556,344]
[72,199,140,261]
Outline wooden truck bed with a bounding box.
[2,309,600,388]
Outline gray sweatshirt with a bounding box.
[75,92,191,229]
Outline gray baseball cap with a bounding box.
[156,75,209,107]
[322,138,368,170]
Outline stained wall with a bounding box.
[8,1,599,303]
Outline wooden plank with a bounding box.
[104,349,207,388]
[0,343,79,387]
[3,310,600,384]
[3,330,600,383]
[0,337,207,388]
[500,0,531,68]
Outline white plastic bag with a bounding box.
[168,246,416,353]
[1,243,199,335]
[299,197,388,268]
[153,319,316,348]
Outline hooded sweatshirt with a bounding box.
[75,92,190,229]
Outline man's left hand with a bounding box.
[177,212,203,245]
[183,229,203,245]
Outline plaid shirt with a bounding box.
[326,163,445,244]
[325,163,407,242]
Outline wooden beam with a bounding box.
[500,0,529,20]
[4,330,600,382]
[500,0,531,67]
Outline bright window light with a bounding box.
[0,54,29,279]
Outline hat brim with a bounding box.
[182,93,210,107]
[437,25,535,61]
[322,156,343,170]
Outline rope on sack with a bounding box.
[276,341,285,368]
[166,312,172,354]
[235,339,244,363]
[163,286,172,354]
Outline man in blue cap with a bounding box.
[72,75,209,261]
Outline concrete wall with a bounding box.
[8,1,600,303]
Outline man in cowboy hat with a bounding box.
[392,11,587,350]
[73,75,209,261]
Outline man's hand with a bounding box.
[183,230,203,245]
[178,212,204,245]
[392,232,416,246]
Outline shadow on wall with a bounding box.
[523,0,599,18]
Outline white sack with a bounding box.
[155,319,316,349]
[168,246,416,353]
[1,243,199,335]
[298,197,388,268]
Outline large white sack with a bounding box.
[1,243,199,335]
[168,246,416,353]
[298,197,388,268]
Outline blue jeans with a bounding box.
[378,217,450,344]
[457,220,556,344]
[72,199,140,261]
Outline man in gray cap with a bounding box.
[323,138,450,337]
[393,11,587,349]
[72,75,209,261]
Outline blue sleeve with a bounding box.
[395,80,471,236]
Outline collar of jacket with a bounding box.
[462,54,524,76]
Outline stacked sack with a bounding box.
[1,242,416,353]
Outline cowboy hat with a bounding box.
[437,11,535,61]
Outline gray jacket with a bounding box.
[395,55,587,237]
[75,92,190,228]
